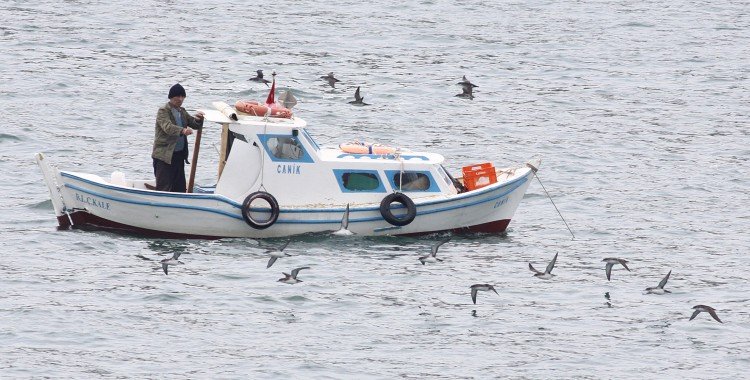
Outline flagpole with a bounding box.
[265,71,276,106]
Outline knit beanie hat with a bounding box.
[168,83,186,99]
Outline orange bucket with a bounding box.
[462,162,497,191]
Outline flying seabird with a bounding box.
[602,257,631,281]
[249,70,271,86]
[278,266,311,284]
[645,270,672,294]
[160,252,184,275]
[457,75,478,88]
[320,72,340,88]
[418,237,451,265]
[265,240,291,268]
[332,204,354,236]
[455,84,474,100]
[689,305,723,323]
[529,252,558,280]
[470,284,499,304]
[348,86,369,106]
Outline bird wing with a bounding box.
[605,263,614,281]
[354,86,361,101]
[431,237,451,255]
[658,270,671,289]
[545,253,558,274]
[708,308,723,323]
[471,288,478,304]
[172,252,182,260]
[619,260,631,271]
[458,78,477,88]
[161,262,169,275]
[291,266,310,278]
[528,263,542,275]
[689,309,701,321]
[267,256,278,269]
[278,240,291,252]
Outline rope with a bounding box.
[532,170,574,239]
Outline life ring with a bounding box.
[379,192,416,226]
[340,141,397,155]
[241,191,280,229]
[235,100,292,119]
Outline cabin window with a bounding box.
[393,172,430,191]
[343,172,380,191]
[257,134,314,163]
[267,137,303,160]
[436,165,452,186]
[332,170,386,192]
[385,170,440,192]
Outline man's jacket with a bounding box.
[152,103,204,164]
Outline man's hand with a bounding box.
[194,111,205,122]
[182,127,193,136]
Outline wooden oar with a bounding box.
[187,128,202,193]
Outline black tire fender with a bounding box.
[379,192,417,226]
[241,191,280,229]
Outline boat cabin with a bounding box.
[201,108,460,207]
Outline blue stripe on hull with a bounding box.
[65,183,244,220]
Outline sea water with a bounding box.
[1,1,749,378]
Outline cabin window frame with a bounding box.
[436,165,453,187]
[301,129,320,151]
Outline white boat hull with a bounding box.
[37,153,535,239]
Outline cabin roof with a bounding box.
[317,147,445,164]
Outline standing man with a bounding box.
[152,83,204,192]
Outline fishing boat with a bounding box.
[36,80,540,239]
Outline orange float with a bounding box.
[339,141,397,155]
[234,100,292,119]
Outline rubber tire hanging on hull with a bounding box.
[379,192,417,226]
[241,191,280,229]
